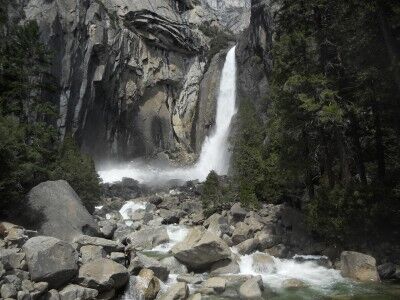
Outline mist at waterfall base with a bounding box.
[98,46,238,185]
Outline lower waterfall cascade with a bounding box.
[99,46,238,184]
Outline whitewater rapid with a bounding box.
[99,46,238,184]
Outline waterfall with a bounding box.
[99,46,237,184]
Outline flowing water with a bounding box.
[99,46,238,184]
[106,46,399,299]
[118,200,400,300]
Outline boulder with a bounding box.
[210,259,240,275]
[377,262,397,280]
[134,269,161,300]
[282,278,308,289]
[74,235,122,253]
[98,221,117,239]
[27,180,99,242]
[43,289,60,300]
[236,238,259,255]
[23,236,78,288]
[230,203,247,222]
[0,248,25,270]
[110,252,126,264]
[202,277,226,294]
[266,244,288,258]
[172,227,231,270]
[58,284,98,300]
[80,245,106,264]
[238,277,263,300]
[252,253,276,273]
[159,256,188,274]
[206,214,230,237]
[129,253,170,282]
[255,231,279,251]
[1,283,17,298]
[126,227,169,250]
[78,258,129,291]
[340,251,380,282]
[177,274,203,284]
[159,282,189,300]
[159,209,185,224]
[231,223,251,245]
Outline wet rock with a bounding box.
[252,253,276,273]
[294,255,332,268]
[27,180,99,242]
[58,284,98,300]
[159,282,189,300]
[377,262,397,280]
[17,290,31,300]
[110,252,126,264]
[282,278,308,289]
[172,227,231,270]
[159,256,188,274]
[231,222,251,245]
[126,227,169,250]
[78,258,129,291]
[210,258,240,275]
[159,209,185,224]
[1,283,17,298]
[42,289,60,300]
[202,277,226,294]
[206,214,231,237]
[0,261,4,278]
[238,276,263,300]
[340,251,380,282]
[236,238,259,255]
[74,235,123,253]
[0,248,26,270]
[23,236,78,288]
[255,231,279,251]
[266,244,288,258]
[129,253,170,282]
[80,245,106,264]
[97,289,115,300]
[134,268,161,300]
[177,274,203,284]
[98,221,117,239]
[230,203,247,222]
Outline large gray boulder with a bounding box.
[59,284,98,300]
[159,282,189,300]
[238,276,263,300]
[23,236,79,288]
[126,227,169,250]
[78,258,129,291]
[340,251,380,282]
[27,180,99,242]
[172,227,231,270]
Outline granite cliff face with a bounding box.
[236,0,274,112]
[6,0,273,163]
[8,0,250,162]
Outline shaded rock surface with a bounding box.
[27,180,99,242]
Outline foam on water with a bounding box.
[151,225,189,253]
[238,252,346,292]
[99,46,238,184]
[119,201,146,225]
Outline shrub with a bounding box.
[51,136,101,213]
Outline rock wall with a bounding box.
[9,0,248,163]
[236,0,275,112]
[201,0,251,33]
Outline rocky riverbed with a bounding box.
[1,179,400,300]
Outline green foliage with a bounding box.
[262,0,400,243]
[51,136,101,213]
[0,19,101,221]
[201,171,232,217]
[231,100,265,208]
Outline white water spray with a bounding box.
[99,46,238,184]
